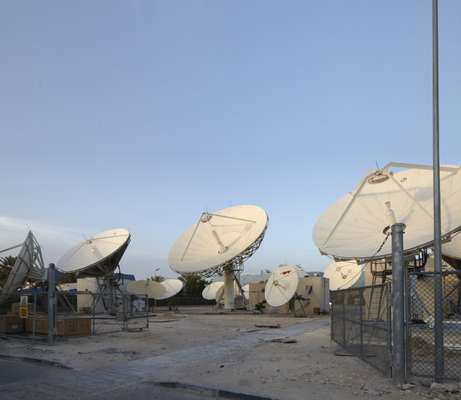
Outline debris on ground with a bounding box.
[254,324,280,329]
[430,382,460,393]
[400,383,415,391]
[270,338,297,344]
[334,351,354,357]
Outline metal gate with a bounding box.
[408,270,461,381]
[330,283,392,376]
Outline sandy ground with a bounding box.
[0,307,311,369]
[0,308,456,399]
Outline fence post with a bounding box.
[391,223,406,384]
[342,293,346,347]
[359,287,364,357]
[47,263,56,345]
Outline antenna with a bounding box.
[264,265,304,307]
[324,260,364,291]
[169,205,268,310]
[313,163,461,261]
[127,278,184,300]
[56,228,131,314]
[0,231,45,304]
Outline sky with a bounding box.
[1,1,460,279]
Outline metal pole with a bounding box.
[359,287,364,357]
[391,223,406,384]
[432,0,445,382]
[47,263,56,345]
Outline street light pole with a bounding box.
[432,0,444,383]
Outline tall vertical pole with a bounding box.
[432,0,445,382]
[392,223,406,384]
[47,263,56,345]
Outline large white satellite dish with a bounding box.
[156,278,184,300]
[442,233,461,261]
[0,231,45,304]
[127,279,165,299]
[324,261,364,291]
[57,228,131,277]
[169,205,268,309]
[313,163,461,261]
[202,281,224,300]
[169,205,268,275]
[264,265,304,307]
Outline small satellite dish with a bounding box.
[264,265,304,307]
[202,282,224,300]
[127,279,165,299]
[313,163,461,261]
[324,261,364,291]
[57,228,130,277]
[156,278,184,300]
[169,205,268,309]
[0,231,45,304]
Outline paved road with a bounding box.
[0,359,69,385]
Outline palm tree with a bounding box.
[0,255,16,285]
[0,256,17,268]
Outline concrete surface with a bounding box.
[0,312,441,399]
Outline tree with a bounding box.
[179,273,209,297]
[0,256,17,268]
[0,255,17,285]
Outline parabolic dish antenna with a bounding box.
[313,163,461,261]
[324,261,364,291]
[168,205,268,276]
[156,278,184,300]
[57,228,131,277]
[202,281,224,300]
[0,231,45,304]
[127,279,165,299]
[442,233,461,261]
[264,265,304,307]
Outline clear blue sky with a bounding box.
[1,1,460,279]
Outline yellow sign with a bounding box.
[19,295,28,319]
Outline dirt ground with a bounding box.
[0,307,456,399]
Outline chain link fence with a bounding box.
[0,288,150,340]
[331,283,392,376]
[409,270,461,380]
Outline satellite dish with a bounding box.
[264,265,304,307]
[313,163,461,261]
[57,228,131,277]
[0,231,45,304]
[202,282,224,300]
[169,205,268,309]
[156,278,184,300]
[169,205,268,275]
[127,279,165,299]
[442,233,461,260]
[324,261,364,291]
